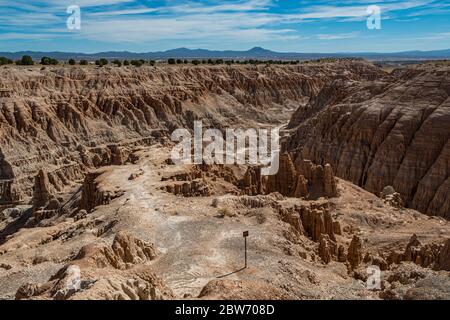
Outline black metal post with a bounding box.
[244,237,247,269]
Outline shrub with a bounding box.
[123,60,130,66]
[130,60,143,67]
[22,55,34,65]
[68,59,76,65]
[149,60,156,66]
[16,55,34,65]
[95,58,108,67]
[192,60,200,65]
[168,58,176,65]
[79,60,88,65]
[0,57,13,65]
[41,57,59,65]
[176,59,183,64]
[112,59,122,67]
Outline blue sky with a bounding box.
[1,0,449,53]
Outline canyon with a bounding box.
[0,61,449,300]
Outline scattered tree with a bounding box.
[68,59,76,65]
[79,60,88,65]
[0,57,13,65]
[16,55,34,65]
[168,58,176,65]
[95,58,108,67]
[130,60,143,67]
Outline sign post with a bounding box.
[243,231,249,269]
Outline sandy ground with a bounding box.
[0,144,449,300]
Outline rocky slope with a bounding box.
[1,145,448,300]
[0,62,383,207]
[0,61,448,300]
[15,232,172,300]
[286,62,450,218]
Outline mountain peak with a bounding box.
[248,47,271,53]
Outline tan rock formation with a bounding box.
[437,239,450,271]
[76,231,158,270]
[1,61,449,300]
[242,155,338,199]
[380,186,404,209]
[337,245,347,263]
[266,154,298,196]
[287,65,450,218]
[300,204,337,242]
[15,232,170,300]
[111,232,158,267]
[386,234,449,271]
[403,234,448,270]
[318,234,338,264]
[293,174,309,198]
[347,236,363,270]
[32,170,52,211]
[296,159,339,199]
[80,169,124,212]
[1,142,450,300]
[32,169,62,221]
[279,202,340,243]
[324,164,338,198]
[163,180,211,197]
[242,166,265,196]
[0,62,383,206]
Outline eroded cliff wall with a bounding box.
[287,64,450,218]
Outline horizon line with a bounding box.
[1,46,450,56]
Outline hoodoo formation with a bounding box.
[0,61,449,300]
[286,64,450,218]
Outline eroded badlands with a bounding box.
[0,61,449,300]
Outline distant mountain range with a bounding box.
[1,47,450,61]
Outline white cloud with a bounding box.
[317,32,359,40]
[413,32,450,40]
[165,0,273,14]
[1,0,447,49]
[90,8,159,16]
